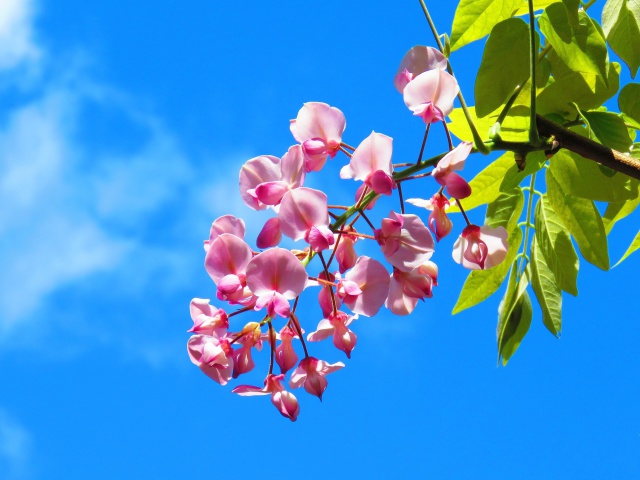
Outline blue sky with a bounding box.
[0,0,639,478]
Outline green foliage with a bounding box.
[614,230,640,266]
[475,18,534,117]
[602,0,640,77]
[530,237,562,337]
[497,268,532,365]
[485,188,525,232]
[447,106,530,143]
[547,167,610,270]
[450,0,522,51]
[618,83,640,123]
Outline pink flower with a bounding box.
[394,46,448,93]
[340,132,396,196]
[290,102,346,172]
[385,262,438,316]
[232,374,300,422]
[374,212,435,272]
[187,334,234,386]
[317,271,341,318]
[188,298,229,336]
[204,215,246,252]
[452,225,509,270]
[231,321,264,378]
[432,142,472,199]
[205,233,255,306]
[289,357,345,401]
[239,155,282,210]
[407,193,453,241]
[256,217,282,249]
[245,248,308,318]
[403,69,459,124]
[337,256,390,317]
[276,325,299,374]
[334,227,359,273]
[278,187,334,252]
[307,310,358,358]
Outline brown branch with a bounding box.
[536,114,640,181]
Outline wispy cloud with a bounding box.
[0,409,32,479]
[0,0,39,70]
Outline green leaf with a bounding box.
[450,0,522,51]
[602,0,640,77]
[537,61,620,116]
[603,196,640,233]
[582,111,634,152]
[619,83,640,124]
[548,150,638,202]
[534,195,580,295]
[497,270,532,366]
[530,237,563,336]
[536,57,553,88]
[511,0,558,16]
[452,228,523,314]
[546,167,610,270]
[614,230,640,266]
[475,18,533,118]
[447,105,530,143]
[499,151,548,193]
[485,187,525,232]
[539,5,609,88]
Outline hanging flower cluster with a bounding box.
[187,45,508,421]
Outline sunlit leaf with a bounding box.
[534,195,579,296]
[530,237,563,337]
[549,150,638,202]
[619,83,640,124]
[602,0,640,77]
[475,18,533,117]
[614,230,640,266]
[497,269,532,366]
[540,5,609,88]
[499,151,548,193]
[547,168,610,270]
[582,111,634,152]
[452,228,523,314]
[511,0,558,16]
[603,196,640,234]
[450,0,522,51]
[447,105,530,143]
[485,187,525,232]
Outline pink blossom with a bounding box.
[188,298,229,336]
[337,256,390,317]
[205,233,255,306]
[231,321,264,378]
[256,217,282,249]
[385,262,438,316]
[394,46,448,93]
[278,187,334,252]
[232,374,300,422]
[340,132,396,196]
[354,183,378,210]
[452,225,509,270]
[239,155,282,210]
[307,310,358,358]
[187,334,234,386]
[407,193,453,241]
[317,271,340,318]
[204,215,246,252]
[290,102,346,172]
[403,69,459,124]
[245,248,308,318]
[276,325,299,374]
[289,357,345,401]
[334,227,359,273]
[374,212,435,272]
[432,142,473,199]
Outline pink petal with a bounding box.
[403,69,459,122]
[239,155,282,210]
[280,144,306,187]
[444,171,471,199]
[255,180,289,206]
[394,46,448,93]
[256,217,282,249]
[343,256,390,317]
[340,131,393,182]
[245,247,308,299]
[278,187,329,241]
[205,234,253,284]
[290,102,346,154]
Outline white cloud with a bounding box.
[0,409,32,479]
[0,0,39,70]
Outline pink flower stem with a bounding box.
[417,124,430,164]
[317,251,339,315]
[340,141,356,151]
[358,209,377,232]
[267,320,276,375]
[328,205,349,210]
[393,162,415,168]
[307,276,338,287]
[455,198,472,226]
[328,211,340,220]
[397,182,406,214]
[336,230,375,240]
[228,305,254,319]
[289,312,309,357]
[327,232,343,266]
[442,121,454,151]
[397,172,433,182]
[339,146,353,158]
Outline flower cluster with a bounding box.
[187,45,508,421]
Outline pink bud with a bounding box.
[452,225,509,270]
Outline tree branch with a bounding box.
[536,114,640,181]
